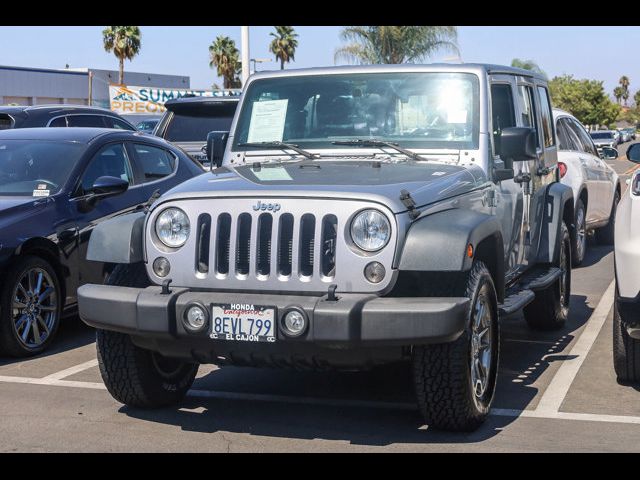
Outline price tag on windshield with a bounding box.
[247,99,288,143]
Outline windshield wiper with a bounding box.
[331,139,426,162]
[237,141,317,160]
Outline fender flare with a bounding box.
[536,182,574,264]
[86,212,146,264]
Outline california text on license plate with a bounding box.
[209,303,276,343]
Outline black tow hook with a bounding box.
[161,279,173,295]
[327,284,338,302]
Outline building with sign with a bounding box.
[0,64,191,110]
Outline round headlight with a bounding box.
[155,208,190,248]
[350,209,391,252]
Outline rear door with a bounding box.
[127,141,182,199]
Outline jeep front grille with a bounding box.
[146,198,397,293]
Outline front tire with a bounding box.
[96,263,198,408]
[524,221,571,330]
[613,293,640,383]
[0,255,62,357]
[413,261,499,431]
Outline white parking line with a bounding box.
[40,359,99,382]
[535,280,615,414]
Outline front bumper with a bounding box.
[78,284,469,347]
[617,292,640,340]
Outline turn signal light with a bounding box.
[558,162,568,178]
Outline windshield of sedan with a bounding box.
[0,140,86,196]
[232,72,480,153]
[590,132,614,139]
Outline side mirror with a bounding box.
[500,127,537,163]
[78,176,129,213]
[206,130,229,169]
[627,143,640,163]
[600,146,619,160]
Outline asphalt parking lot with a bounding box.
[0,144,638,452]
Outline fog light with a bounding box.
[364,261,385,283]
[282,308,307,337]
[153,257,170,277]
[183,303,209,333]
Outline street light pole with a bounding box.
[241,26,250,87]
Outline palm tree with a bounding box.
[102,26,142,85]
[619,75,630,106]
[334,26,458,65]
[269,26,299,70]
[614,86,625,105]
[209,36,242,89]
[511,58,546,77]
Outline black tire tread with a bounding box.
[613,301,640,383]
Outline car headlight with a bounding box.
[350,209,391,252]
[155,207,190,248]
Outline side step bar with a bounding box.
[498,266,562,316]
[499,289,535,316]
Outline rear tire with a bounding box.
[613,294,640,383]
[572,198,586,267]
[595,190,619,246]
[524,221,571,331]
[413,261,499,431]
[96,263,198,408]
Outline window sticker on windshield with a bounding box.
[251,167,293,181]
[247,99,288,143]
[33,189,50,197]
[36,184,48,190]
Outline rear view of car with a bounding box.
[590,130,617,150]
[153,97,239,167]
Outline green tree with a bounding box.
[549,74,621,127]
[334,26,458,64]
[634,89,640,107]
[102,26,142,85]
[510,58,546,77]
[209,36,242,89]
[614,86,625,105]
[269,26,299,70]
[620,75,630,106]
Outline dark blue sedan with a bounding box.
[0,127,204,356]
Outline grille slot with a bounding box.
[215,213,231,275]
[236,213,252,275]
[320,214,337,278]
[195,213,211,273]
[278,214,294,277]
[256,213,273,277]
[299,214,315,277]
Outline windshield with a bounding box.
[590,132,613,139]
[164,106,236,142]
[232,72,480,152]
[0,140,86,196]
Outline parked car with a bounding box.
[590,130,618,150]
[79,64,574,432]
[622,127,637,141]
[612,129,622,145]
[613,142,640,383]
[554,109,621,265]
[0,105,135,130]
[0,127,204,357]
[618,128,631,143]
[153,96,239,167]
[135,118,159,133]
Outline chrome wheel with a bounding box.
[11,267,58,349]
[575,206,586,262]
[470,290,493,402]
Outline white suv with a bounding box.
[553,109,620,266]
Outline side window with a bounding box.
[517,85,540,148]
[80,143,133,193]
[132,143,176,181]
[67,115,108,128]
[559,118,582,151]
[557,118,577,151]
[49,117,67,127]
[567,118,598,156]
[537,87,555,147]
[104,116,134,130]
[491,83,516,154]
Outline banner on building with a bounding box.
[108,84,241,115]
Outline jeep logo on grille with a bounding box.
[252,200,281,212]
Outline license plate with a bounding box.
[209,303,276,343]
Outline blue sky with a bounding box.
[0,26,637,96]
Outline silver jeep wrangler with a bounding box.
[78,64,574,431]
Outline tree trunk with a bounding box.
[119,58,124,85]
[280,58,285,70]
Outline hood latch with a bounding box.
[400,189,419,220]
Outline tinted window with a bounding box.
[0,140,86,195]
[0,115,14,130]
[133,144,175,180]
[491,83,516,155]
[165,105,236,142]
[590,132,614,139]
[567,118,597,156]
[103,116,134,130]
[67,115,107,128]
[556,119,574,151]
[48,117,67,127]
[537,87,555,147]
[80,143,133,193]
